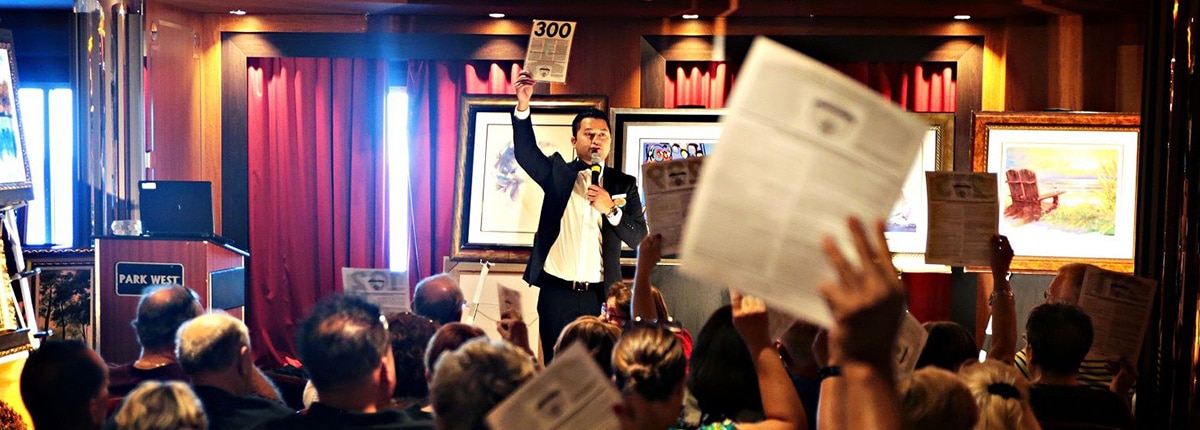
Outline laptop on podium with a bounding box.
[138,180,228,246]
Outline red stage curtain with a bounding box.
[832,62,956,113]
[407,61,519,288]
[246,57,388,367]
[904,272,953,323]
[665,61,733,109]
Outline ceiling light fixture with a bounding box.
[229,9,246,15]
[682,14,699,19]
[954,14,971,20]
[489,12,505,18]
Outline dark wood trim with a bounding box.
[220,35,249,250]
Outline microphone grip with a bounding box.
[591,169,600,186]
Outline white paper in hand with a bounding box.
[524,19,576,83]
[486,342,622,430]
[678,37,926,328]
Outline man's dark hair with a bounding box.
[1026,303,1094,375]
[387,312,439,399]
[424,322,487,380]
[133,284,202,350]
[571,108,609,136]
[412,274,463,326]
[296,295,390,392]
[915,321,978,371]
[20,340,105,430]
[688,305,762,420]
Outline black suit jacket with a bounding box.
[511,112,648,288]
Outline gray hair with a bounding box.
[175,312,249,375]
[430,338,536,430]
[114,380,208,430]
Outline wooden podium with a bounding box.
[95,236,247,364]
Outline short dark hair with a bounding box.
[412,274,463,326]
[21,340,106,430]
[614,326,687,401]
[387,312,439,399]
[296,295,390,392]
[553,316,621,375]
[571,108,609,136]
[1026,303,1093,375]
[688,305,762,420]
[915,321,978,371]
[133,285,202,350]
[424,322,487,380]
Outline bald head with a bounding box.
[413,274,464,325]
[134,285,203,350]
[176,313,249,376]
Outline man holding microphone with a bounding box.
[512,70,648,363]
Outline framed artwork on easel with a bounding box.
[0,30,33,207]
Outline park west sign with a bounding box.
[115,262,185,295]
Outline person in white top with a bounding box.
[512,70,648,363]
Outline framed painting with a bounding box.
[612,108,725,187]
[451,95,608,262]
[972,112,1139,273]
[0,30,33,207]
[887,113,955,271]
[23,248,96,347]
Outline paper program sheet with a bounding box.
[1078,266,1157,363]
[340,268,410,314]
[486,342,621,430]
[642,156,705,254]
[924,172,999,266]
[679,37,926,328]
[524,19,576,83]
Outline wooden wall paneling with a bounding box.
[146,19,203,181]
[220,36,250,250]
[1003,16,1052,110]
[1048,14,1083,109]
[1082,14,1122,112]
[640,38,667,108]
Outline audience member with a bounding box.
[386,312,439,412]
[258,295,433,429]
[898,367,978,430]
[1023,303,1132,429]
[958,360,1040,430]
[628,235,698,358]
[19,339,109,430]
[612,325,688,430]
[176,313,292,429]
[914,322,978,371]
[429,338,536,430]
[776,321,821,430]
[109,284,202,396]
[412,274,465,326]
[424,322,487,382]
[553,315,621,375]
[113,381,207,430]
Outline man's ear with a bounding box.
[237,345,251,377]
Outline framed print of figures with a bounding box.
[451,95,608,262]
[887,113,954,271]
[972,112,1139,273]
[612,108,724,188]
[0,30,33,207]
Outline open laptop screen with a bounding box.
[139,180,215,237]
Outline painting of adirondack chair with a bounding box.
[1003,168,1065,224]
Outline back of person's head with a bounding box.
[571,108,609,136]
[613,326,687,401]
[296,295,391,392]
[387,312,439,399]
[915,321,978,371]
[430,338,536,430]
[176,312,249,376]
[959,360,1036,430]
[134,285,202,350]
[412,274,465,325]
[425,322,487,381]
[776,320,820,377]
[1025,303,1093,376]
[114,380,207,430]
[553,315,621,375]
[688,305,762,421]
[20,340,107,430]
[1046,263,1092,304]
[899,367,979,430]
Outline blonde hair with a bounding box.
[115,381,207,430]
[900,367,979,430]
[960,361,1037,430]
[553,315,621,374]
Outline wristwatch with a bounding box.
[607,206,619,217]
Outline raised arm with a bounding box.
[987,235,1017,364]
[730,290,807,430]
[817,218,906,430]
[511,70,553,185]
[632,234,662,323]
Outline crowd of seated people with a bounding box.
[16,217,1143,430]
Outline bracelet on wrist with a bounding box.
[818,365,842,380]
[989,289,1014,305]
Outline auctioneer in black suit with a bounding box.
[511,110,648,362]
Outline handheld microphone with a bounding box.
[590,153,602,185]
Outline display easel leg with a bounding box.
[1,208,39,349]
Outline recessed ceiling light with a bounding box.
[682,14,699,19]
[954,14,971,20]
[489,12,505,18]
[229,9,246,15]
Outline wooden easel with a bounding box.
[0,205,37,358]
